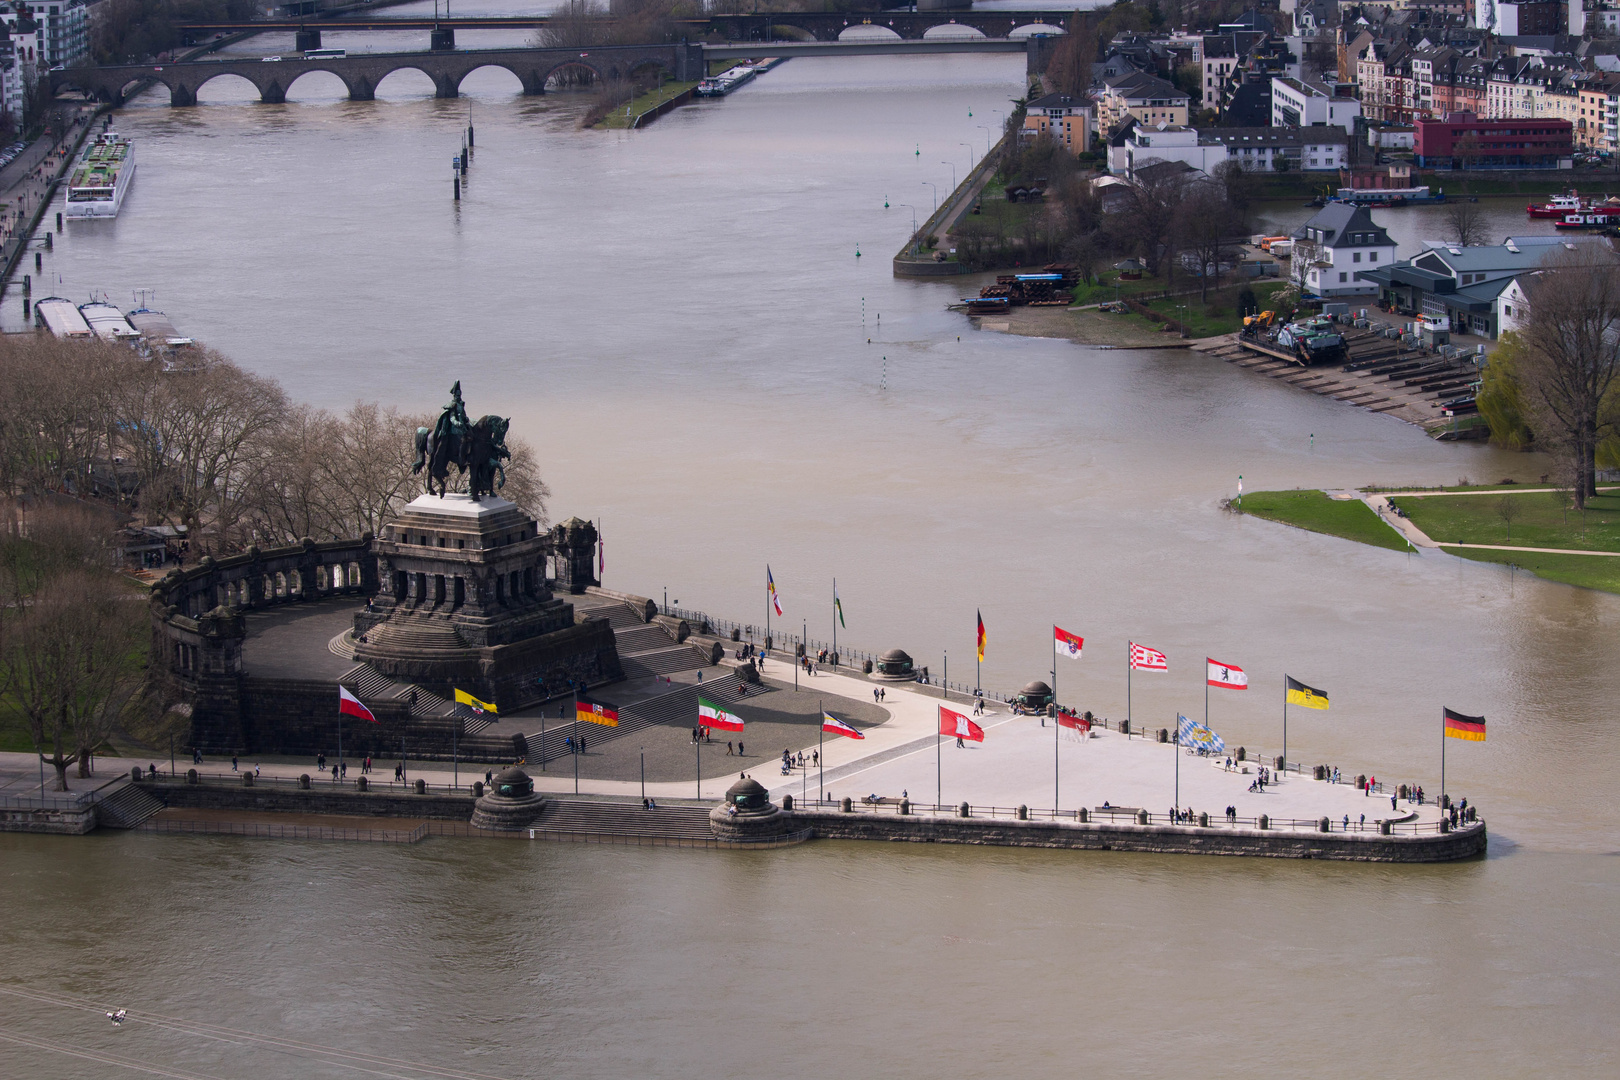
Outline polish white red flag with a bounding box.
[1206,658,1248,690]
[1054,626,1084,660]
[338,685,377,722]
[939,706,985,742]
[822,712,864,739]
[1129,642,1168,671]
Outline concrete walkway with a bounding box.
[1357,491,1620,556]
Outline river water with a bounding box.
[2,51,1617,1079]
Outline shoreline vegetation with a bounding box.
[1240,485,1620,594]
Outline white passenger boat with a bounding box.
[79,301,142,342]
[65,132,135,219]
[33,296,93,338]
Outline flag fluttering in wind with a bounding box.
[939,706,984,743]
[1177,713,1226,754]
[768,566,783,616]
[1443,708,1486,741]
[338,685,377,722]
[976,610,986,662]
[1206,658,1248,689]
[597,521,604,574]
[454,688,497,715]
[1054,626,1084,660]
[835,587,845,628]
[1285,676,1330,710]
[699,697,744,732]
[576,698,619,727]
[1129,642,1168,671]
[822,712,863,739]
[1057,711,1091,741]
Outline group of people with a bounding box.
[780,748,819,775]
[871,687,887,703]
[1246,765,1273,793]
[723,740,746,756]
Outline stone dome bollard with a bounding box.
[299,774,311,789]
[414,778,426,794]
[131,767,143,782]
[1257,814,1269,830]
[863,659,874,674]
[1440,793,1451,809]
[1017,805,1028,820]
[242,772,253,787]
[1235,747,1246,762]
[1440,817,1451,833]
[1157,728,1168,743]
[1135,809,1149,825]
[841,797,853,812]
[782,794,793,811]
[1198,812,1209,827]
[355,776,367,792]
[1319,816,1331,832]
[1077,807,1089,823]
[958,802,971,818]
[1356,774,1367,790]
[186,768,198,784]
[899,798,911,815]
[472,781,484,797]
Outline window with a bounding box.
[1354,252,1363,263]
[1369,252,1378,263]
[1339,272,1348,282]
[1504,304,1513,316]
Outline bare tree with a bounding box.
[1518,248,1620,507]
[1176,181,1240,301]
[1495,495,1522,540]
[1447,202,1487,247]
[1115,165,1189,278]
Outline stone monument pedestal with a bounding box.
[471,767,547,830]
[709,776,793,841]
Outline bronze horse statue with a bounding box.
[413,384,510,500]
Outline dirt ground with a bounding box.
[984,306,1190,348]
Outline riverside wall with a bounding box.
[1,805,98,835]
[139,780,476,821]
[786,809,1487,863]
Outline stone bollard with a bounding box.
[841,797,853,813]
[1257,814,1269,830]
[472,781,484,797]
[1399,783,1409,800]
[1379,820,1392,835]
[242,772,253,788]
[1017,805,1028,821]
[1274,756,1285,770]
[1313,765,1327,780]
[1198,812,1209,827]
[959,802,971,818]
[899,798,910,816]
[1440,793,1451,810]
[1235,747,1246,762]
[1356,774,1366,790]
[1119,719,1130,735]
[1077,807,1089,823]
[1439,817,1450,833]
[186,768,199,784]
[356,776,367,792]
[863,660,874,674]
[299,774,311,789]
[782,794,793,811]
[1135,809,1149,825]
[1319,816,1331,832]
[131,767,143,782]
[1157,728,1168,743]
[414,779,426,794]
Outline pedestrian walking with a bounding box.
[726,741,734,756]
[737,741,744,756]
[231,756,238,772]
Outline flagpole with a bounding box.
[1174,714,1180,810]
[337,709,342,784]
[936,705,942,811]
[1052,625,1058,814]
[819,700,824,803]
[1441,707,1446,805]
[573,710,579,795]
[765,566,771,660]
[1282,676,1288,776]
[453,712,458,789]
[1127,641,1132,735]
[697,716,702,800]
[539,711,546,772]
[832,579,837,662]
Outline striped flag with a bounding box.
[1177,714,1225,754]
[1129,642,1168,671]
[338,685,377,722]
[454,688,497,714]
[768,566,783,616]
[576,698,619,727]
[699,697,744,732]
[822,712,863,739]
[835,588,845,628]
[976,610,986,662]
[1286,676,1330,710]
[1444,708,1486,742]
[1206,658,1248,689]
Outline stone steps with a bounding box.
[613,623,678,654]
[525,673,752,762]
[94,782,166,829]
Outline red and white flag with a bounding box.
[1054,626,1084,660]
[338,685,377,723]
[1129,642,1168,671]
[822,712,864,739]
[939,706,985,742]
[1206,658,1248,689]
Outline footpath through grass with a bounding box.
[1391,490,1620,553]
[1442,546,1620,593]
[1240,490,1410,552]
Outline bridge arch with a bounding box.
[761,24,815,43]
[191,70,265,103]
[1008,23,1067,39]
[541,60,604,90]
[374,66,441,99]
[283,67,352,102]
[838,24,903,42]
[922,23,988,41]
[457,63,525,96]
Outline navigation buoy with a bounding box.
[915,144,920,156]
[884,197,889,208]
[856,245,861,257]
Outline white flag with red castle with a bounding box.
[338,685,377,722]
[1054,626,1084,660]
[939,706,985,742]
[1129,642,1168,671]
[1206,658,1248,690]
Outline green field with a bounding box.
[1240,490,1410,552]
[1391,490,1620,553]
[595,81,698,130]
[1442,546,1620,593]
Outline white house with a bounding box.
[1290,202,1399,298]
[1271,77,1363,134]
[1495,275,1532,336]
[1110,125,1229,180]
[1199,126,1351,171]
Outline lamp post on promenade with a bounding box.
[899,203,918,255]
[942,161,956,190]
[960,142,975,170]
[922,180,937,213]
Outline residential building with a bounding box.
[1289,202,1400,298]
[1022,93,1093,153]
[1574,71,1620,151]
[1201,126,1352,170]
[1413,112,1573,166]
[1095,71,1191,135]
[1202,44,1239,111]
[0,2,88,70]
[1361,236,1602,336]
[1110,125,1228,179]
[1272,75,1364,131]
[1484,0,1563,34]
[0,43,21,129]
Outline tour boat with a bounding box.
[33,296,92,338]
[78,301,142,343]
[1526,191,1590,218]
[1553,207,1620,229]
[65,132,135,219]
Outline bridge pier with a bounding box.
[260,81,287,105]
[170,83,196,107]
[347,75,375,102]
[519,70,546,96]
[295,28,321,52]
[1026,33,1057,76]
[434,73,459,99]
[430,26,455,51]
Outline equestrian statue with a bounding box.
[413,381,511,500]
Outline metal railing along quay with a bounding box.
[140,818,427,843]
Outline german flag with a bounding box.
[576,698,619,728]
[1444,708,1486,742]
[976,609,986,662]
[1285,676,1330,711]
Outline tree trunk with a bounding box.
[52,758,70,792]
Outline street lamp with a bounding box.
[899,202,918,254]
[977,124,993,154]
[960,141,975,170]
[941,161,956,190]
[922,180,937,212]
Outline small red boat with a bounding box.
[1528,192,1590,218]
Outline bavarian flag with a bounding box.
[1444,708,1486,742]
[1285,676,1329,711]
[576,698,619,727]
[454,688,497,715]
[698,696,744,732]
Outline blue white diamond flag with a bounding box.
[1177,713,1226,754]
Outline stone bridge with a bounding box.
[51,42,706,106]
[704,11,1068,42]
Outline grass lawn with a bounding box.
[1392,490,1620,553]
[1139,281,1290,337]
[1240,490,1411,552]
[1443,546,1620,592]
[595,81,698,129]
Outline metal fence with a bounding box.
[140,772,480,798]
[0,790,103,811]
[139,818,427,843]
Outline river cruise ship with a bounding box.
[65,132,135,219]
